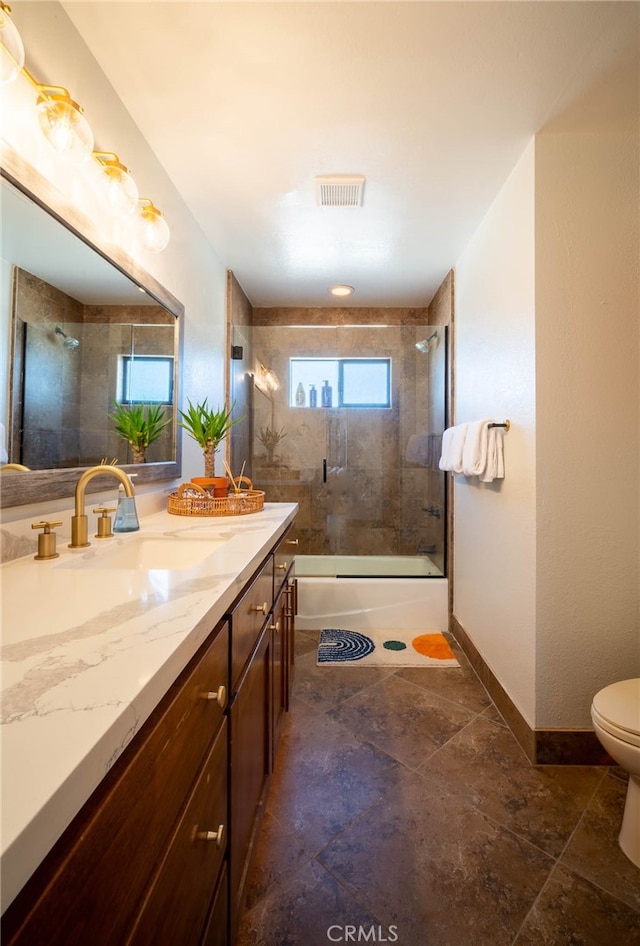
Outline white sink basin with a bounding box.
[57,533,229,571]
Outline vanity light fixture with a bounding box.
[330,285,354,297]
[93,152,139,214]
[135,199,171,252]
[0,14,171,250]
[0,2,24,85]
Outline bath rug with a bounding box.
[316,629,460,667]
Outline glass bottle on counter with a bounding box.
[321,380,332,408]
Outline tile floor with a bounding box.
[236,630,640,946]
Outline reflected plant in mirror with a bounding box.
[110,402,172,464]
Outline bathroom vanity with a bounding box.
[0,503,297,945]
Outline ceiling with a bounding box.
[60,1,637,308]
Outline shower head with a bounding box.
[55,326,80,350]
[415,331,438,354]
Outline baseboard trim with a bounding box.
[449,615,611,766]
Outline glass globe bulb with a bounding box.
[136,203,170,252]
[101,163,138,214]
[0,5,25,85]
[36,96,94,161]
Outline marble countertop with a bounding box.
[0,502,297,914]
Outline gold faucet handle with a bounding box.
[31,520,63,561]
[93,506,116,539]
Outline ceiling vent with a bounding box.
[315,174,365,207]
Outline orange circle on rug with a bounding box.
[411,633,456,660]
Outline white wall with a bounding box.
[1,2,227,532]
[454,141,537,726]
[534,56,640,728]
[454,47,639,731]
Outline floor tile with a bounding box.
[236,859,381,946]
[420,714,605,857]
[318,767,554,946]
[561,770,640,911]
[293,647,395,713]
[326,674,477,769]
[394,659,492,715]
[514,863,640,945]
[266,707,404,854]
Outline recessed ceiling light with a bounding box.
[330,285,354,297]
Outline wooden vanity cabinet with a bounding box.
[2,520,297,946]
[2,619,230,946]
[227,524,297,941]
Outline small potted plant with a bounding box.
[178,398,243,492]
[110,402,172,463]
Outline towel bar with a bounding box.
[489,420,510,431]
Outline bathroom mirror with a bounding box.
[0,148,183,508]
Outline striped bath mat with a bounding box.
[316,628,460,667]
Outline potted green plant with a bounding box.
[110,402,172,463]
[178,398,244,485]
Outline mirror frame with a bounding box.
[1,143,183,508]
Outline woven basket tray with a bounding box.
[168,479,265,517]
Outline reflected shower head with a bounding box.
[415,331,438,354]
[55,326,80,350]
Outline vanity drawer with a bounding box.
[127,718,228,945]
[273,525,297,595]
[230,557,274,689]
[3,620,229,946]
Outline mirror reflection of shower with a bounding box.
[415,330,438,354]
[55,326,80,350]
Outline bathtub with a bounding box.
[294,555,448,633]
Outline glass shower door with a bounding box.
[231,323,446,575]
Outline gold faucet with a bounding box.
[0,463,30,472]
[70,465,134,548]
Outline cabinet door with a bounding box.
[230,557,274,690]
[127,718,228,946]
[285,576,296,705]
[271,585,287,764]
[200,864,228,946]
[229,624,271,940]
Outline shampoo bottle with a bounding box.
[295,382,306,407]
[321,380,332,408]
[113,474,140,533]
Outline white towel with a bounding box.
[479,426,505,482]
[461,419,491,476]
[439,423,468,473]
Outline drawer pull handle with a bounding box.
[250,602,268,615]
[276,562,288,571]
[270,620,281,633]
[195,824,225,848]
[203,685,226,708]
[286,538,299,546]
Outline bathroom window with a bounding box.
[289,358,391,408]
[118,355,174,405]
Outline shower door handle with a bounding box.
[323,458,327,483]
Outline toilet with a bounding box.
[591,678,640,868]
